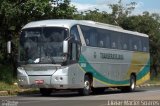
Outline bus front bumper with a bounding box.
[17,67,72,89]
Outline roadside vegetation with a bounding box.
[0,0,160,91]
[0,82,19,91]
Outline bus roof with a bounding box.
[22,19,148,37]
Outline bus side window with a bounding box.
[118,36,122,50]
[123,44,127,50]
[138,38,143,51]
[80,25,91,46]
[134,45,137,50]
[129,36,137,51]
[89,30,98,47]
[112,42,116,48]
[142,37,149,52]
[121,33,129,50]
[70,25,80,42]
[99,40,104,47]
[70,25,81,63]
[85,32,90,46]
[111,32,118,49]
[130,36,143,51]
[105,35,110,48]
[143,47,147,52]
[97,28,107,48]
[86,38,90,45]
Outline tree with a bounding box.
[120,12,160,77]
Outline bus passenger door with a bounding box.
[66,25,83,87]
[69,25,81,64]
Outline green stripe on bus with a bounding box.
[79,55,150,85]
[137,60,150,80]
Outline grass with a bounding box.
[149,73,160,84]
[0,82,20,91]
[148,81,160,85]
[148,79,160,85]
[0,81,39,95]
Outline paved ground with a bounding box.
[0,87,160,106]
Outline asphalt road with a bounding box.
[0,87,160,106]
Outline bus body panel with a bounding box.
[18,64,85,89]
[17,19,150,92]
[79,46,150,87]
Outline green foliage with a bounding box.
[120,12,160,70]
[0,82,19,91]
[0,65,14,84]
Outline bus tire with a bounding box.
[79,75,92,96]
[129,75,136,92]
[40,88,52,96]
[121,75,136,92]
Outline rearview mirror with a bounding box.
[7,41,11,54]
[63,41,68,54]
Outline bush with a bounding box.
[0,65,14,84]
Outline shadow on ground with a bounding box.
[18,88,147,98]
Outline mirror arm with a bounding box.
[7,41,11,54]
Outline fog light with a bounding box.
[60,77,63,81]
[55,77,59,81]
[18,79,24,82]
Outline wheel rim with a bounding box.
[84,81,90,90]
[131,78,135,90]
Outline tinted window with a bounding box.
[70,25,80,41]
[80,25,97,47]
[110,31,118,49]
[97,28,110,48]
[142,37,149,52]
[121,33,129,50]
[80,25,149,52]
[129,35,144,52]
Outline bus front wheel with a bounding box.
[79,75,92,96]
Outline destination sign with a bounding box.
[100,53,124,60]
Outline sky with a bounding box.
[71,0,160,15]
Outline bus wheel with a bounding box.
[121,75,136,92]
[130,75,136,91]
[79,75,92,96]
[40,88,52,96]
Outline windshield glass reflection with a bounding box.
[20,27,68,64]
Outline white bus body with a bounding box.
[18,19,150,95]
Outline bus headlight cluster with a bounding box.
[18,78,24,82]
[55,76,63,81]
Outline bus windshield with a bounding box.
[19,27,68,64]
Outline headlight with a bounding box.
[17,67,27,76]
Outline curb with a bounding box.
[0,90,18,96]
[0,91,8,96]
[0,90,37,96]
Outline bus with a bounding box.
[17,19,150,96]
